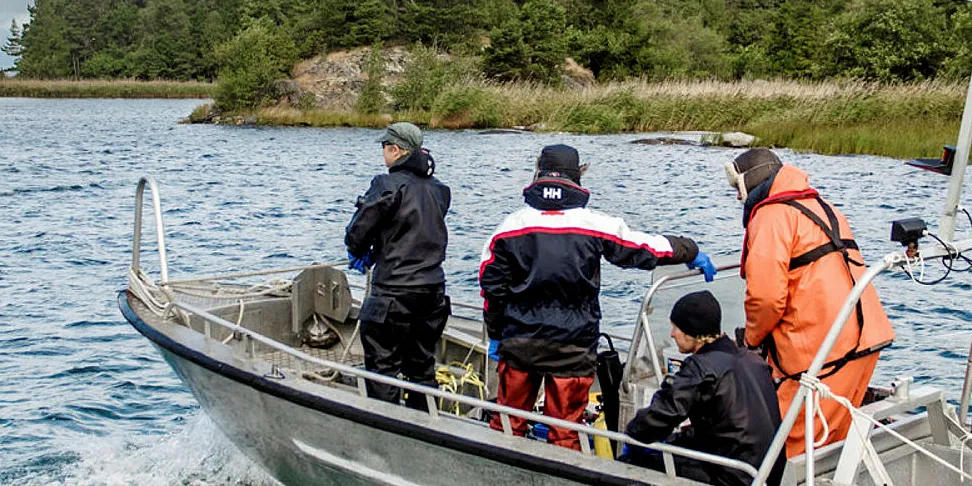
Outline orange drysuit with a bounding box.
[741,165,895,458]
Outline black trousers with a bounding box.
[618,446,713,484]
[619,444,783,486]
[359,284,450,411]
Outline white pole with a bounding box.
[805,391,815,486]
[751,259,893,485]
[939,73,972,241]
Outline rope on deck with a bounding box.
[800,374,972,482]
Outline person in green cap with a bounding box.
[345,122,452,411]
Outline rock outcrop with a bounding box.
[291,46,410,110]
[286,47,598,110]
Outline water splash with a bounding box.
[23,414,279,486]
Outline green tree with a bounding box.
[483,0,566,84]
[214,20,296,109]
[568,25,647,80]
[398,0,487,49]
[637,7,729,80]
[391,44,479,111]
[343,0,391,47]
[944,3,972,79]
[821,0,951,81]
[483,18,529,81]
[125,0,196,79]
[356,44,386,114]
[3,20,25,58]
[519,0,567,83]
[14,0,74,78]
[763,0,840,78]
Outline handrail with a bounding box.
[751,238,972,485]
[170,299,759,479]
[622,263,742,390]
[132,176,170,284]
[165,262,346,286]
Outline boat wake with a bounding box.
[22,413,279,486]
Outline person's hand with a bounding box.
[487,339,500,361]
[686,251,717,282]
[348,250,374,274]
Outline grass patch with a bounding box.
[747,120,958,159]
[199,77,968,159]
[430,85,503,129]
[252,106,431,128]
[0,78,214,99]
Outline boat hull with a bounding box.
[122,293,674,486]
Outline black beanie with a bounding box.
[537,144,582,183]
[670,290,722,338]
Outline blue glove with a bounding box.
[347,250,374,274]
[487,339,500,361]
[687,250,717,282]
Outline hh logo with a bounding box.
[542,187,562,200]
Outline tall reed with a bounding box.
[193,78,968,159]
[0,79,214,99]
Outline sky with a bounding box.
[1,0,29,70]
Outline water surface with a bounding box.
[1,98,969,484]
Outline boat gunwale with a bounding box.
[118,290,679,486]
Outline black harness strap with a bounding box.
[763,197,874,384]
[790,239,860,271]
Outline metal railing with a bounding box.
[132,176,170,283]
[750,239,972,486]
[622,264,742,389]
[130,176,755,480]
[169,299,759,480]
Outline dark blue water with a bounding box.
[1,98,969,484]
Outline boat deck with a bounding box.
[261,346,364,373]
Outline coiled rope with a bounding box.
[436,362,486,416]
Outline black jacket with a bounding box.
[479,178,698,376]
[345,149,451,287]
[625,336,785,486]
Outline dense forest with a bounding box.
[6,0,972,104]
[8,0,972,82]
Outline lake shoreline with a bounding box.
[188,78,968,159]
[0,79,214,99]
[3,77,964,159]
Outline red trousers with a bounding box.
[489,360,594,450]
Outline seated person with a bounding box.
[622,291,784,486]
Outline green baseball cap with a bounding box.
[376,122,423,151]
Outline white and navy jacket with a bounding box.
[479,178,699,376]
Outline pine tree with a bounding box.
[3,20,25,58]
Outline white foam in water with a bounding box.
[31,414,280,486]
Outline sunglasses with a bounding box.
[381,141,394,148]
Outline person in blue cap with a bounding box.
[345,122,452,411]
[479,144,716,450]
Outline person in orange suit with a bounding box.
[725,148,895,458]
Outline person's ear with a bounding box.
[579,163,589,176]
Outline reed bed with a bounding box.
[0,78,214,99]
[424,78,967,158]
[251,106,432,127]
[193,78,966,159]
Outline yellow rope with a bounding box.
[435,361,486,416]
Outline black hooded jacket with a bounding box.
[345,149,451,287]
[479,177,698,376]
[625,336,785,486]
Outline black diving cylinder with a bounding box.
[595,333,623,450]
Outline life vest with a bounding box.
[744,191,892,384]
